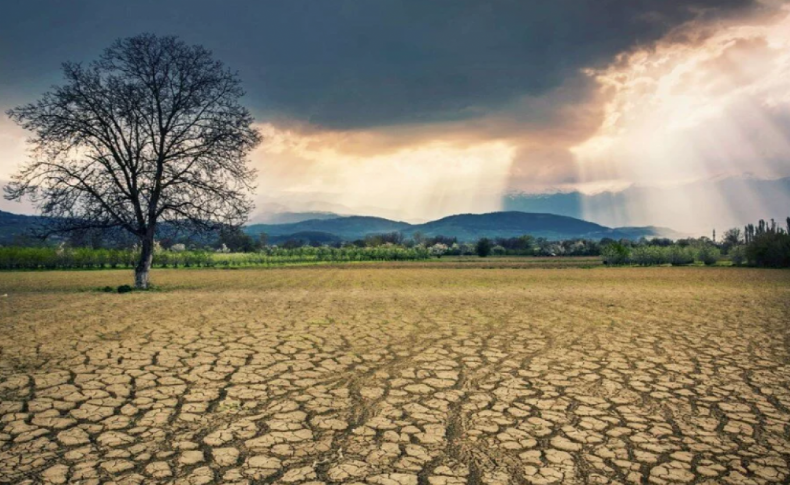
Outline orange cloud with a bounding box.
[247,72,608,220]
[250,123,516,221]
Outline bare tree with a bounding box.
[5,34,261,288]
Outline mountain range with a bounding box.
[247,211,681,242]
[4,176,788,237]
[1,209,681,245]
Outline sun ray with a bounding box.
[572,7,790,234]
[251,123,516,221]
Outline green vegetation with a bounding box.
[600,242,633,266]
[3,215,788,271]
[696,245,721,266]
[475,238,492,257]
[745,231,790,268]
[667,245,696,266]
[601,242,722,267]
[0,245,430,270]
[600,217,790,268]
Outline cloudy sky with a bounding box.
[1,0,789,229]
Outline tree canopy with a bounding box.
[5,34,261,287]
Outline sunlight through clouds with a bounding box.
[572,6,790,233]
[251,123,516,222]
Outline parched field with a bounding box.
[1,262,789,485]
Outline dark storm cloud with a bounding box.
[0,0,766,129]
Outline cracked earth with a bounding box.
[1,264,789,484]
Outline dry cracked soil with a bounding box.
[0,262,789,485]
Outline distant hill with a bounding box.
[0,210,202,246]
[409,212,606,240]
[268,231,343,246]
[406,212,675,241]
[0,210,48,244]
[2,209,680,245]
[246,212,679,242]
[246,216,411,240]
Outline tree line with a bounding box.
[600,217,790,268]
[3,218,788,270]
[0,245,431,271]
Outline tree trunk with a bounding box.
[135,236,154,289]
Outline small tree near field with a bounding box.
[601,242,630,265]
[476,238,492,257]
[4,34,261,288]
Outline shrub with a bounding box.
[668,246,695,266]
[476,238,492,257]
[0,245,432,270]
[491,245,507,256]
[445,243,462,256]
[695,245,721,266]
[460,243,476,255]
[729,245,746,266]
[428,243,448,258]
[630,246,669,266]
[117,285,133,294]
[601,243,630,265]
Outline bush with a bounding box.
[729,245,747,266]
[491,245,507,256]
[476,238,492,257]
[117,285,133,294]
[0,245,433,270]
[445,243,462,256]
[631,246,669,266]
[460,243,476,255]
[601,243,630,265]
[668,245,695,266]
[428,243,448,258]
[745,232,790,268]
[695,245,721,266]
